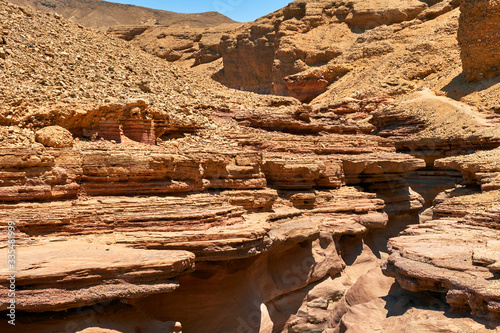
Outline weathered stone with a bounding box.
[385,218,500,319]
[458,0,500,82]
[35,125,74,148]
[436,147,500,192]
[0,241,194,312]
[1,0,500,332]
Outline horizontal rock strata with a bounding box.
[385,151,500,321]
[0,241,194,312]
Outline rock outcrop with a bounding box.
[436,147,500,191]
[458,0,500,82]
[0,241,194,312]
[382,137,500,325]
[209,0,461,102]
[1,0,500,332]
[0,2,430,332]
[385,193,500,320]
[371,89,500,165]
[107,23,241,67]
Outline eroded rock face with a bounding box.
[458,0,500,82]
[384,148,500,324]
[0,100,429,332]
[212,0,460,102]
[0,242,194,312]
[0,82,429,333]
[436,145,500,191]
[371,90,500,164]
[2,0,500,332]
[108,23,241,66]
[385,213,500,319]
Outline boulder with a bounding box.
[35,125,73,148]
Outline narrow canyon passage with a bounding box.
[1,0,500,332]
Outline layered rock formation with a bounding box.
[436,147,500,191]
[0,114,427,332]
[385,188,500,321]
[107,23,241,66]
[1,0,500,332]
[0,241,194,312]
[209,0,462,102]
[371,89,500,165]
[0,2,426,332]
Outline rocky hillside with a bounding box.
[107,22,242,66]
[0,0,500,333]
[7,0,241,70]
[7,0,235,30]
[150,0,495,107]
[209,0,463,100]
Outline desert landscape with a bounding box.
[0,0,499,332]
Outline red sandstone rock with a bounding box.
[212,0,461,102]
[385,218,500,319]
[436,147,500,191]
[371,90,500,165]
[0,147,81,201]
[0,241,194,312]
[384,183,500,321]
[2,0,500,331]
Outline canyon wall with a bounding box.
[1,0,500,332]
[212,0,461,102]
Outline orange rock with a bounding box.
[458,0,500,82]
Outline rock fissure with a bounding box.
[1,0,500,332]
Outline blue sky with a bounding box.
[108,0,292,22]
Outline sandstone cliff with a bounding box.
[1,0,500,332]
[107,23,242,66]
[211,0,462,102]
